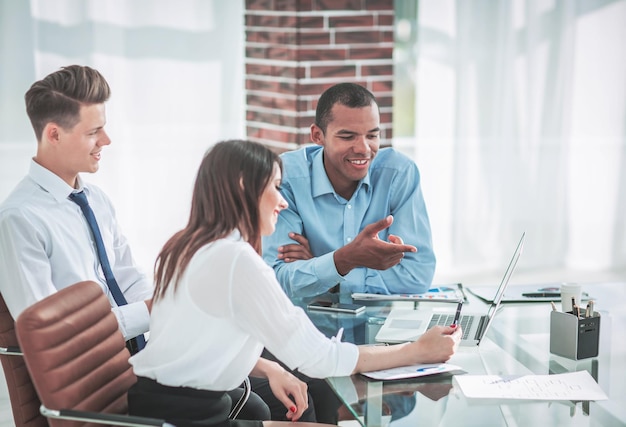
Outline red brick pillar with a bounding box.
[245,0,395,151]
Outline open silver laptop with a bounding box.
[375,232,525,346]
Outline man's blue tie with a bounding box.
[70,190,146,352]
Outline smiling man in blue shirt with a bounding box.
[262,83,435,298]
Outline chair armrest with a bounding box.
[0,346,22,355]
[229,376,251,419]
[40,405,174,427]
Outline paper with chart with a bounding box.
[453,370,608,401]
[352,287,462,302]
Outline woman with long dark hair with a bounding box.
[128,140,461,427]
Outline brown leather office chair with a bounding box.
[15,281,335,427]
[0,293,48,427]
[15,281,169,427]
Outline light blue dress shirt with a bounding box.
[262,145,436,298]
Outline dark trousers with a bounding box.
[128,377,263,427]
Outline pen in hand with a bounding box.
[452,301,463,327]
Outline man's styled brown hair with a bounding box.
[25,65,111,141]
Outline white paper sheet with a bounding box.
[361,363,464,380]
[352,292,461,302]
[453,370,608,401]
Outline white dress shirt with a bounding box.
[0,160,153,340]
[130,231,359,390]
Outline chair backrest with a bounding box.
[15,281,136,427]
[0,293,48,427]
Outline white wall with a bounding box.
[0,0,246,275]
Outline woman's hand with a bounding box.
[407,325,461,364]
[266,366,308,421]
[252,358,308,421]
[353,325,462,374]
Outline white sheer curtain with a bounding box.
[0,0,245,273]
[2,0,624,285]
[413,0,626,283]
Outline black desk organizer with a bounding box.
[550,310,600,360]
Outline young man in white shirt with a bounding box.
[0,65,153,344]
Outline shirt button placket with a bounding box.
[344,203,355,244]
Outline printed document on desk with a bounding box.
[362,363,464,381]
[352,284,463,302]
[352,291,461,303]
[453,370,608,401]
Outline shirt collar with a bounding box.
[310,148,371,200]
[28,159,88,203]
[226,229,243,242]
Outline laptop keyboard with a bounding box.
[428,313,474,340]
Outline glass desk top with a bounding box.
[299,281,626,427]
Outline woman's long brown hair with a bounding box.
[153,139,281,301]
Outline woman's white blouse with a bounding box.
[130,232,359,390]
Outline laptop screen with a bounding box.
[479,232,525,339]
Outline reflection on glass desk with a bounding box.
[300,282,626,427]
